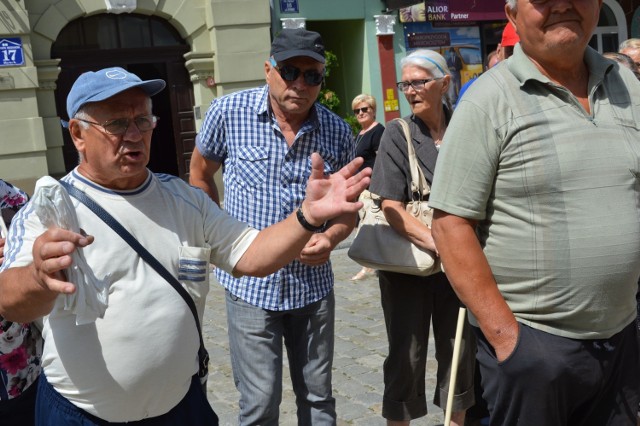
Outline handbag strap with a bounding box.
[59,180,209,378]
[393,118,431,200]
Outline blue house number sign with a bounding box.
[280,0,299,13]
[0,38,24,67]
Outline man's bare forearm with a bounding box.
[0,265,58,322]
[431,210,518,361]
[324,211,357,248]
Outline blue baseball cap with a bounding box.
[65,67,166,120]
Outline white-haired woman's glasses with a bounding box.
[396,78,442,92]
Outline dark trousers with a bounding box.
[475,321,640,426]
[379,271,476,420]
[35,373,218,426]
[0,376,38,426]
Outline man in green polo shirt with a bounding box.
[429,0,640,424]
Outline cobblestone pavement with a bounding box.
[203,244,445,426]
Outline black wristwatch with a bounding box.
[296,207,326,232]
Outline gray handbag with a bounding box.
[348,119,441,276]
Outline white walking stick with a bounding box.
[444,307,467,426]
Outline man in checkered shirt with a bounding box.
[189,29,355,425]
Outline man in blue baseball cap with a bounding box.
[0,67,371,425]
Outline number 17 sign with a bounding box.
[0,38,25,67]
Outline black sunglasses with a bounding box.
[353,107,370,115]
[270,58,325,86]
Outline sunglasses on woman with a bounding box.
[269,58,325,86]
[353,107,370,115]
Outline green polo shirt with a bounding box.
[430,45,640,339]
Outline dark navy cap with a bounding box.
[270,29,325,64]
[66,67,166,120]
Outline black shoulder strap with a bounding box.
[59,180,209,378]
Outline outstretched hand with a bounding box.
[302,153,371,226]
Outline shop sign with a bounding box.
[399,0,505,23]
[0,38,24,67]
[448,0,506,21]
[407,31,451,48]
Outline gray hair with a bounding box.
[400,49,452,109]
[400,49,450,78]
[505,0,516,11]
[620,38,640,51]
[74,109,91,130]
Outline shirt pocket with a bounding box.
[234,146,269,190]
[178,246,211,318]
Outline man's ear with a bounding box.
[69,120,86,154]
[505,3,517,34]
[265,60,272,84]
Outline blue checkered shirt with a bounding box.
[197,85,355,310]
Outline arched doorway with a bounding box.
[589,0,628,53]
[51,13,196,179]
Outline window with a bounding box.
[589,0,627,53]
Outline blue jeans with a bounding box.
[225,290,336,426]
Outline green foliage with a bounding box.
[319,89,340,113]
[323,51,338,78]
[318,50,340,114]
[316,49,360,137]
[343,115,361,136]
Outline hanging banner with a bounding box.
[399,0,506,23]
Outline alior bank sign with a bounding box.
[400,0,506,23]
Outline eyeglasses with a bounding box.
[269,58,325,86]
[75,115,159,135]
[396,78,442,92]
[353,107,371,115]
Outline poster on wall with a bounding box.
[403,21,482,105]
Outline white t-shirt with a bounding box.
[2,169,257,421]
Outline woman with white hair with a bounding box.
[368,49,476,426]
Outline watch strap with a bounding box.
[296,207,325,232]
